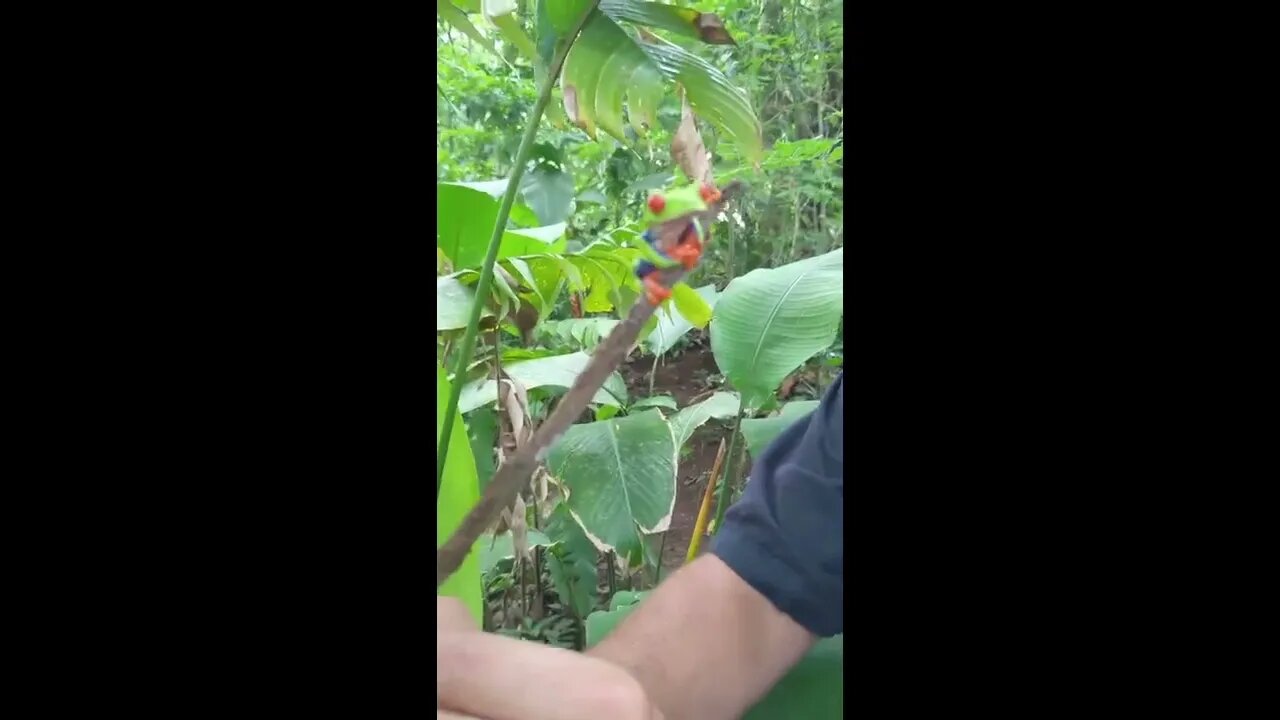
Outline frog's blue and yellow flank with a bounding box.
[634,182,723,305]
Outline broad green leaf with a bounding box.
[548,409,677,562]
[521,165,576,224]
[631,395,678,411]
[438,183,568,269]
[740,401,821,459]
[637,33,764,164]
[599,0,736,45]
[669,390,740,447]
[458,351,627,413]
[437,363,483,627]
[560,12,762,160]
[448,178,540,226]
[545,0,593,33]
[475,529,553,574]
[437,276,481,331]
[585,592,843,718]
[711,249,843,412]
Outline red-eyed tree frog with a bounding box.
[634,182,723,305]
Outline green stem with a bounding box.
[710,410,746,537]
[437,2,600,497]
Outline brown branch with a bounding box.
[437,182,743,587]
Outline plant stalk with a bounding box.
[436,1,600,497]
[685,437,728,562]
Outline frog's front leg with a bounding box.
[635,260,673,305]
[668,225,703,270]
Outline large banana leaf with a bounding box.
[560,3,762,162]
[547,409,677,565]
[585,591,843,719]
[710,249,844,413]
[437,363,484,627]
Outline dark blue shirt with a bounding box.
[711,373,844,637]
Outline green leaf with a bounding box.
[458,351,627,413]
[647,283,718,355]
[466,406,499,488]
[544,503,598,619]
[670,282,714,328]
[521,165,576,224]
[711,249,844,412]
[740,401,821,459]
[559,12,762,160]
[438,276,481,331]
[474,529,553,575]
[599,0,736,45]
[438,0,502,60]
[438,183,568,269]
[487,5,538,61]
[637,33,764,164]
[538,317,620,351]
[584,592,844,718]
[669,390,740,447]
[546,0,593,33]
[631,395,678,411]
[548,409,677,562]
[437,363,484,627]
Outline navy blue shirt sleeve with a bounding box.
[710,373,844,637]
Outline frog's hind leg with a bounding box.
[635,259,672,305]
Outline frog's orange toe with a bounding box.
[644,275,672,305]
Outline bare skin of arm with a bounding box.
[587,554,816,720]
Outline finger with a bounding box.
[438,630,659,720]
[437,596,479,633]
[436,711,481,720]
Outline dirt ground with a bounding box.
[619,337,730,575]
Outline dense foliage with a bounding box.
[437,1,843,716]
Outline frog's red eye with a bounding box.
[699,184,720,203]
[648,193,666,214]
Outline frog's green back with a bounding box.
[642,183,710,225]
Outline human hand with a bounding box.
[436,597,664,720]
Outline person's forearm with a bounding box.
[586,554,815,720]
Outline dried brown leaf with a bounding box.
[671,91,712,186]
[696,14,735,45]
